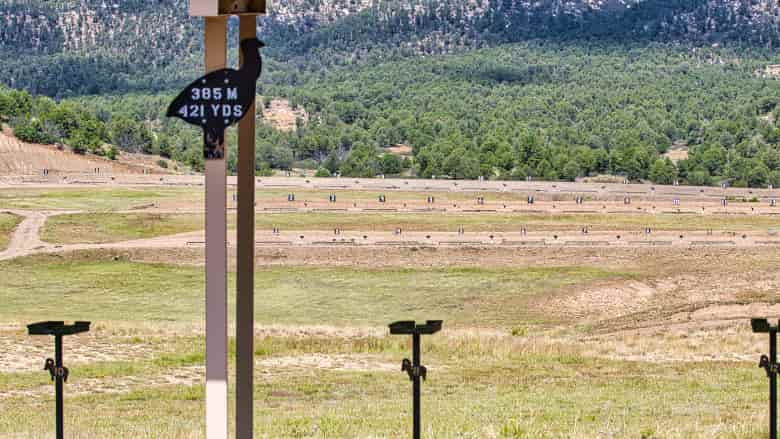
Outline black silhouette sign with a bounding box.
[167,39,264,159]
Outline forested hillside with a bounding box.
[2,0,780,186]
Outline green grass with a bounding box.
[42,213,206,244]
[0,212,22,251]
[253,211,780,232]
[0,252,204,322]
[253,188,541,203]
[0,187,203,210]
[254,266,627,327]
[38,211,780,245]
[0,251,630,327]
[0,187,540,211]
[0,251,767,438]
[0,335,767,438]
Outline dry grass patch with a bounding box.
[0,212,21,251]
[0,187,202,211]
[42,213,206,244]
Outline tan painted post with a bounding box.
[203,16,229,439]
[236,15,257,439]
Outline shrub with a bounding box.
[314,167,332,177]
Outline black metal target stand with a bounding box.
[389,320,443,439]
[752,318,779,439]
[27,321,91,439]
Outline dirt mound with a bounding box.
[0,129,178,176]
[260,97,308,132]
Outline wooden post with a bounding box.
[236,15,257,439]
[204,16,228,439]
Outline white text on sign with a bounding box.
[177,104,244,119]
[190,87,239,101]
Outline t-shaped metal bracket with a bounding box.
[389,320,442,439]
[27,321,90,439]
[751,318,779,439]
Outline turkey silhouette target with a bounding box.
[167,38,264,159]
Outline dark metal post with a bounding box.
[771,329,777,439]
[235,15,257,439]
[413,332,421,439]
[389,320,442,439]
[27,321,90,439]
[752,318,779,439]
[55,334,63,439]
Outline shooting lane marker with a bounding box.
[168,5,264,435]
[389,320,443,439]
[27,321,91,439]
[752,318,779,439]
[203,17,229,439]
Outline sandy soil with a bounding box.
[2,174,777,205]
[0,129,178,176]
[260,97,308,132]
[0,332,154,374]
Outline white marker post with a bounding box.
[204,16,229,439]
[188,2,266,438]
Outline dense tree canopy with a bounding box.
[2,39,780,187]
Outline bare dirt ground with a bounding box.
[260,97,308,132]
[0,333,155,375]
[0,210,63,260]
[0,129,179,176]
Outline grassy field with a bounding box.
[0,187,203,210]
[249,211,780,232]
[0,327,768,438]
[38,211,780,244]
[41,213,206,244]
[0,187,544,211]
[0,183,775,438]
[0,212,22,251]
[0,250,772,437]
[0,251,630,326]
[4,185,771,211]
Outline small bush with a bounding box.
[256,162,274,176]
